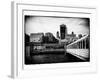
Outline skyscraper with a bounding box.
[60,24,67,39]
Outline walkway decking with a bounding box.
[66,49,89,61]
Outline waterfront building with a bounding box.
[30,33,44,43]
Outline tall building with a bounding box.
[60,24,67,39]
[56,31,60,39]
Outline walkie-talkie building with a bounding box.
[60,24,67,39]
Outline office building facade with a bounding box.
[60,24,67,39]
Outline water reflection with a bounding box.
[25,51,84,64]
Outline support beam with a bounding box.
[82,40,83,49]
[85,39,87,49]
[80,41,81,49]
[81,41,82,49]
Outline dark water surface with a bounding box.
[25,51,84,64]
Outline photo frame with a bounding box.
[11,1,97,78]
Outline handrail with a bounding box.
[67,35,89,47]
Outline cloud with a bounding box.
[79,18,90,29]
[25,16,90,37]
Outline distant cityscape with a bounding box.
[25,24,86,45]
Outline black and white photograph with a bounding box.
[24,15,90,65]
[10,2,97,78]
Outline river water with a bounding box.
[25,51,84,64]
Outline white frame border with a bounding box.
[11,1,97,78]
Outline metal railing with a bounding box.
[67,35,90,49]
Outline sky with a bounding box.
[25,16,90,37]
